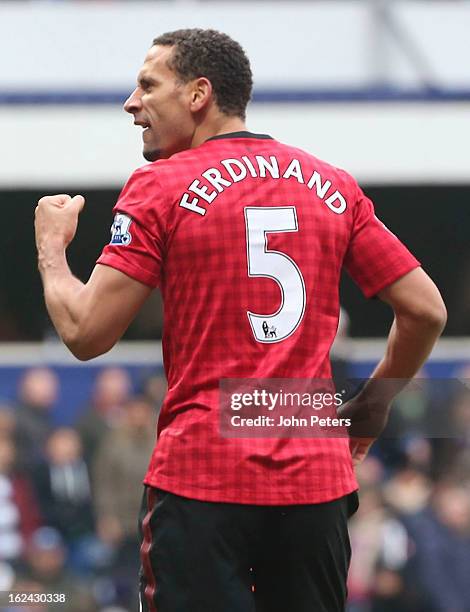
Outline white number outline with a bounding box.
[244,206,306,343]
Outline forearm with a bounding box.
[35,193,151,360]
[343,312,445,448]
[378,315,441,375]
[366,312,445,403]
[341,268,445,461]
[38,244,88,348]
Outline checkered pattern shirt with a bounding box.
[97,132,420,504]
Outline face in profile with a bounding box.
[124,45,197,161]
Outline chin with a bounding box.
[143,148,162,162]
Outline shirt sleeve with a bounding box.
[97,166,165,289]
[344,185,420,298]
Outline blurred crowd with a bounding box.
[0,366,165,612]
[0,364,470,611]
[347,375,470,612]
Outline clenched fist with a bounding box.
[35,194,85,251]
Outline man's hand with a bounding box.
[33,193,151,360]
[348,438,375,466]
[35,194,85,253]
[337,391,393,466]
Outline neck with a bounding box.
[190,115,248,149]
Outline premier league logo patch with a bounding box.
[110,213,132,246]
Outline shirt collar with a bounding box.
[206,131,273,142]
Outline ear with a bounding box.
[189,77,213,112]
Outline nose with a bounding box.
[124,88,142,114]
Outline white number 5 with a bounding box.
[245,207,306,343]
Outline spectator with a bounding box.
[348,486,409,609]
[93,394,155,545]
[0,436,42,565]
[93,395,156,608]
[370,563,414,612]
[15,527,98,612]
[13,368,58,472]
[383,466,432,515]
[404,481,470,611]
[32,428,94,546]
[432,385,470,480]
[77,367,132,470]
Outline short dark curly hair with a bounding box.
[152,29,253,120]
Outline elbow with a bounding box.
[418,294,447,333]
[398,296,447,335]
[381,269,447,338]
[62,330,113,362]
[65,339,100,362]
[69,346,100,362]
[427,300,447,333]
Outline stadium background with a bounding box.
[0,1,469,610]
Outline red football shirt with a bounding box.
[97,132,420,505]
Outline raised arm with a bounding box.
[35,194,152,361]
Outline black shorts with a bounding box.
[138,486,359,612]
